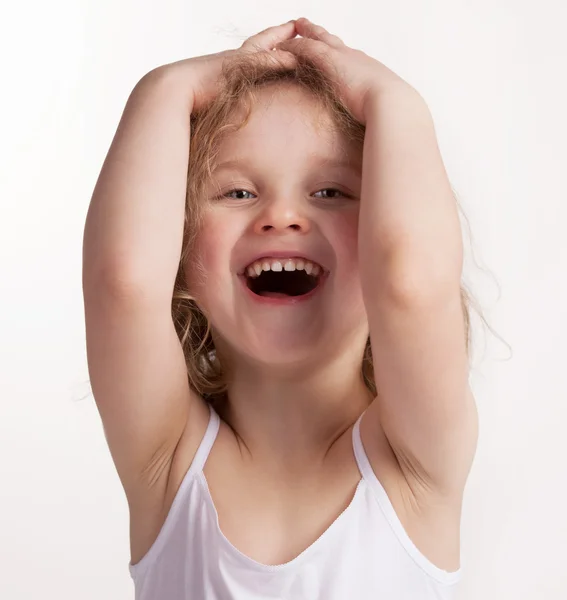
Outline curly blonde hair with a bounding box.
[172,48,478,409]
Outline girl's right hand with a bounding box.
[153,20,299,112]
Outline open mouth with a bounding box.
[242,257,327,299]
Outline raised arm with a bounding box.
[359,88,478,498]
[278,17,479,499]
[82,21,301,502]
[82,68,208,500]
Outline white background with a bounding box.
[1,1,565,598]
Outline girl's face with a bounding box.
[188,84,369,369]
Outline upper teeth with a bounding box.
[245,258,322,279]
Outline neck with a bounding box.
[217,347,374,470]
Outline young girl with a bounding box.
[83,17,478,600]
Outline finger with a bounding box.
[259,48,299,69]
[276,37,330,61]
[241,20,298,52]
[276,36,342,86]
[294,17,344,49]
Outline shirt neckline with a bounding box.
[198,471,367,572]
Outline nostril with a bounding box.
[260,224,301,231]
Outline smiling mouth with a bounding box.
[248,270,321,297]
[242,257,327,298]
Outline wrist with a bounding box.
[363,83,429,122]
[135,65,196,113]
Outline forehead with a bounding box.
[214,84,361,171]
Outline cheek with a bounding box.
[329,210,360,271]
[187,212,238,294]
[327,211,366,312]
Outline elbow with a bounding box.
[368,246,463,308]
[389,266,462,308]
[82,261,150,305]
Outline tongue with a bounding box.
[258,291,290,298]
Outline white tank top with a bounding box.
[129,405,461,599]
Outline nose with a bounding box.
[252,197,312,235]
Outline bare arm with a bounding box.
[82,68,208,498]
[82,20,300,500]
[359,89,478,498]
[84,68,191,291]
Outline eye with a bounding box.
[222,188,256,201]
[312,188,348,200]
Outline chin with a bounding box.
[219,323,328,369]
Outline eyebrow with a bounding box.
[213,155,362,176]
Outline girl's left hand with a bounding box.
[277,17,419,124]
